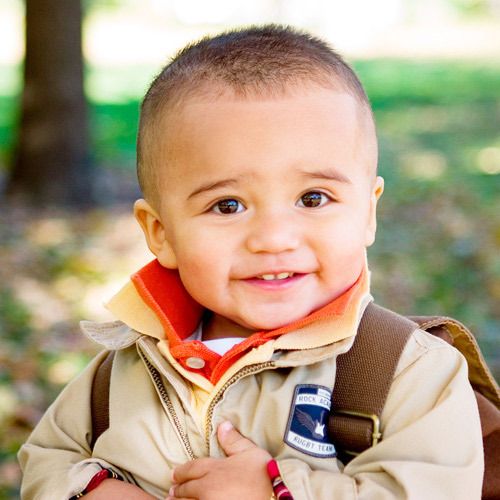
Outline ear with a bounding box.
[365,176,384,247]
[133,199,178,269]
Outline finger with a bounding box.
[172,458,214,483]
[217,420,257,456]
[166,494,195,500]
[168,479,201,499]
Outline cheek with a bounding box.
[175,241,228,290]
[313,217,369,267]
[316,213,368,247]
[176,253,229,312]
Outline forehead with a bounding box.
[156,85,375,189]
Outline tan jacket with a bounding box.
[18,279,484,499]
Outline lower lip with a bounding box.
[242,273,307,290]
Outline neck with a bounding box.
[202,312,254,341]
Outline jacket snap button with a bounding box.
[186,357,205,369]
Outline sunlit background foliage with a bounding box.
[0,0,499,497]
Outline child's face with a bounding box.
[136,85,383,335]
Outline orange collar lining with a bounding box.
[131,259,365,383]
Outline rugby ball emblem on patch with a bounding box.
[284,384,336,458]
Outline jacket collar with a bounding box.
[84,259,371,384]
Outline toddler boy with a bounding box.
[19,25,483,499]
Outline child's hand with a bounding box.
[84,479,158,499]
[167,421,273,500]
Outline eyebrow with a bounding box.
[301,167,352,184]
[188,178,240,199]
[187,167,351,200]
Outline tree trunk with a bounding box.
[6,0,93,206]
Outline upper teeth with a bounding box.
[260,272,294,280]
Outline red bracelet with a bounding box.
[69,468,122,499]
[267,459,294,500]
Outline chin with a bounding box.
[245,314,304,332]
[230,303,317,332]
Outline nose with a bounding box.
[245,209,301,254]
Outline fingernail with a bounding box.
[219,420,234,433]
[169,486,175,496]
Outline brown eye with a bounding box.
[298,191,329,208]
[212,199,244,214]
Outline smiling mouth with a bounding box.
[257,272,295,281]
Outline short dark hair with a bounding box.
[137,25,372,204]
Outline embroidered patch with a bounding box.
[284,384,336,458]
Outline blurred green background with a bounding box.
[0,0,499,498]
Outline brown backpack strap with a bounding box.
[328,303,416,461]
[90,350,115,449]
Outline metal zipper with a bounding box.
[138,348,196,460]
[204,361,275,450]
